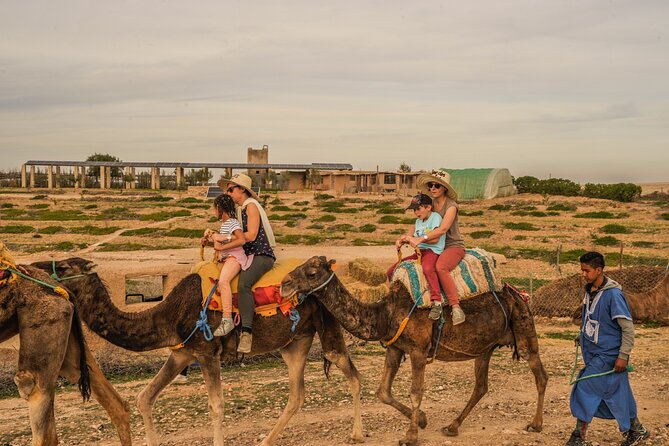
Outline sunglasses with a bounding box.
[226,186,238,193]
[426,182,442,189]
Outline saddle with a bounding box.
[191,258,305,317]
[392,247,503,308]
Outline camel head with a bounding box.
[280,256,337,299]
[31,257,97,280]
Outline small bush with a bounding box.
[503,222,540,231]
[40,226,65,234]
[0,208,26,218]
[269,213,307,221]
[306,224,324,230]
[0,225,34,234]
[293,201,310,206]
[583,183,642,202]
[96,207,138,220]
[272,205,295,212]
[285,220,297,228]
[379,215,402,224]
[277,234,301,244]
[139,210,191,221]
[593,235,620,246]
[35,210,87,221]
[27,203,49,210]
[120,228,163,237]
[459,210,484,217]
[269,198,282,205]
[632,241,655,248]
[313,214,336,222]
[387,228,406,235]
[31,194,48,200]
[359,224,377,233]
[330,224,356,232]
[83,204,98,209]
[599,224,631,234]
[470,230,495,239]
[315,193,334,200]
[511,210,548,217]
[303,235,323,245]
[547,203,577,212]
[1,203,14,208]
[512,235,527,241]
[178,197,204,203]
[574,211,626,219]
[164,228,202,238]
[208,216,219,223]
[141,195,173,202]
[488,204,511,211]
[660,213,669,221]
[376,207,405,215]
[71,225,120,235]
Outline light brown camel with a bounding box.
[0,265,131,446]
[281,256,549,446]
[34,257,363,446]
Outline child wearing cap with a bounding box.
[387,193,447,320]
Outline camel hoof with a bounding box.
[526,424,542,433]
[418,411,428,429]
[346,435,365,444]
[398,439,417,446]
[441,426,459,437]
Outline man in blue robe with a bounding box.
[566,252,650,446]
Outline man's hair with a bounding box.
[579,251,605,269]
[213,194,236,219]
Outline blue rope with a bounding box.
[289,308,301,332]
[180,282,217,346]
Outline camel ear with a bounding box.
[328,259,337,271]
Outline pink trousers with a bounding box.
[436,246,465,307]
[386,249,441,302]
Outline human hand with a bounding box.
[614,358,628,373]
[395,239,404,250]
[407,237,420,248]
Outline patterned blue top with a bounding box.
[241,206,275,260]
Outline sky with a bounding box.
[1,0,668,183]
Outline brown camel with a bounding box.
[0,265,131,446]
[280,256,549,446]
[34,257,363,446]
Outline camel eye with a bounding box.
[306,268,318,278]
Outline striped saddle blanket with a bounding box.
[392,248,503,308]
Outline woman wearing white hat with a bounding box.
[218,173,276,353]
[408,170,466,325]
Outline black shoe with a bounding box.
[565,432,591,446]
[620,426,650,446]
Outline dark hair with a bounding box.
[579,251,605,269]
[213,194,236,219]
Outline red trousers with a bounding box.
[386,249,441,302]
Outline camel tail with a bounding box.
[71,305,92,402]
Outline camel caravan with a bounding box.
[0,171,662,446]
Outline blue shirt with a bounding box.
[413,212,445,255]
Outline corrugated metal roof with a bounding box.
[24,160,352,170]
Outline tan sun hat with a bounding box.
[217,173,259,201]
[416,169,458,201]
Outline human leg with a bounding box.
[565,419,591,446]
[237,255,274,352]
[387,253,419,282]
[213,257,241,337]
[436,246,466,324]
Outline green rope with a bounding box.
[569,343,634,385]
[6,266,65,294]
[51,260,86,282]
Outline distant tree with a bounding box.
[513,176,540,194]
[306,169,322,188]
[86,153,122,178]
[583,183,641,202]
[398,162,412,173]
[186,168,213,186]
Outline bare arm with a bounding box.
[407,206,456,247]
[243,203,261,242]
[221,228,246,250]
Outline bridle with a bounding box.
[295,271,336,303]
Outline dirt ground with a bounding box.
[0,322,668,446]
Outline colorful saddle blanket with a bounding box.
[392,248,503,308]
[191,258,304,316]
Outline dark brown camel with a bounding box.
[280,256,549,446]
[35,257,363,446]
[0,265,131,446]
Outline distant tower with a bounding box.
[247,145,269,187]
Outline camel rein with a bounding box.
[170,281,217,350]
[568,343,634,385]
[50,260,88,282]
[0,259,69,300]
[297,271,337,302]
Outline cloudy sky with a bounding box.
[1,0,667,183]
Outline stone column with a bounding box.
[73,165,80,189]
[105,166,112,189]
[21,164,27,188]
[47,165,54,189]
[29,166,36,188]
[99,165,106,190]
[131,167,136,189]
[176,166,184,188]
[55,166,61,189]
[224,167,232,179]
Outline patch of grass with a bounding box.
[0,208,26,218]
[28,241,77,253]
[606,252,666,267]
[269,212,307,221]
[641,321,661,329]
[96,207,138,220]
[97,243,181,252]
[329,223,356,232]
[306,224,324,230]
[511,210,559,217]
[488,204,511,211]
[31,194,48,200]
[660,213,669,220]
[276,234,301,244]
[359,224,377,233]
[272,205,295,211]
[503,222,540,231]
[83,204,98,209]
[599,224,631,234]
[293,200,310,206]
[592,235,620,246]
[459,210,484,216]
[303,235,324,245]
[208,216,219,223]
[71,225,120,235]
[631,241,656,248]
[269,198,282,205]
[315,193,335,200]
[1,203,14,208]
[470,230,495,239]
[120,227,163,236]
[352,238,390,246]
[0,225,34,234]
[512,235,527,241]
[378,215,402,224]
[164,228,202,238]
[178,197,204,203]
[313,214,336,222]
[40,225,65,234]
[547,203,577,212]
[27,203,49,209]
[34,210,87,221]
[141,195,173,202]
[182,204,210,209]
[139,209,191,221]
[376,207,405,215]
[387,228,406,235]
[574,211,628,219]
[285,220,297,228]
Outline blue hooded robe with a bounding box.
[570,277,637,432]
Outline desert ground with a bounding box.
[1,187,668,445]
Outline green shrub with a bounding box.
[141,195,173,202]
[140,209,191,221]
[583,183,641,202]
[632,241,655,248]
[660,213,669,221]
[1,203,14,208]
[593,235,620,246]
[377,207,405,215]
[277,234,301,244]
[0,225,34,234]
[387,228,406,235]
[352,238,390,246]
[83,204,98,209]
[313,214,336,222]
[182,204,210,209]
[269,198,282,205]
[547,203,577,212]
[503,222,540,231]
[35,210,87,221]
[269,213,307,221]
[71,225,120,235]
[330,224,356,232]
[272,205,295,211]
[379,215,402,224]
[285,220,297,228]
[208,216,219,223]
[459,210,484,217]
[0,208,26,218]
[31,194,48,200]
[96,207,138,220]
[512,235,527,241]
[164,228,202,238]
[27,203,49,210]
[359,224,377,233]
[511,210,548,217]
[120,227,163,237]
[574,211,626,219]
[488,204,511,211]
[513,176,581,196]
[178,197,204,203]
[315,193,334,200]
[293,201,310,206]
[303,235,324,245]
[306,224,324,230]
[599,224,631,234]
[40,226,65,234]
[470,230,495,239]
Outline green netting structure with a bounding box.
[440,168,517,200]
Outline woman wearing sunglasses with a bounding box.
[216,173,276,353]
[411,170,466,325]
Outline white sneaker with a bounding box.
[214,317,234,337]
[451,306,466,325]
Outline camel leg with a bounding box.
[59,332,132,445]
[136,349,195,446]
[319,315,364,443]
[525,342,548,432]
[198,354,225,446]
[376,346,428,430]
[399,349,428,446]
[259,335,314,446]
[15,300,72,446]
[442,348,494,437]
